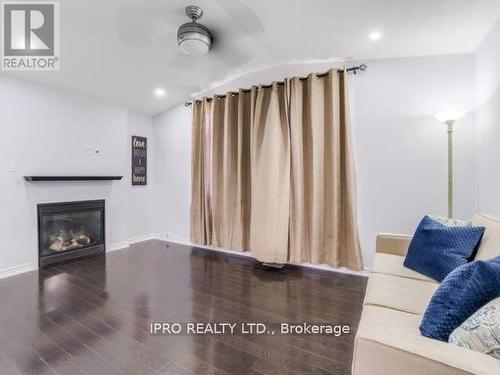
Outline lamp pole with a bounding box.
[446,120,454,219]
[433,108,466,219]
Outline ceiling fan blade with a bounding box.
[113,2,182,47]
[212,0,273,59]
[215,0,265,36]
[210,41,252,68]
[165,52,199,67]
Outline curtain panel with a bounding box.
[190,99,212,245]
[250,83,291,263]
[190,69,363,270]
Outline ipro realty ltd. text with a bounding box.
[150,322,351,336]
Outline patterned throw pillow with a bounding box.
[420,256,500,341]
[427,214,472,227]
[404,215,485,282]
[449,297,500,359]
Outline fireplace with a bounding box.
[38,200,105,268]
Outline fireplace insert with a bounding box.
[38,200,105,268]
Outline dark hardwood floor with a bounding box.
[0,241,367,375]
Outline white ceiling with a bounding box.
[4,0,500,114]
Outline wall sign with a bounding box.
[132,136,147,185]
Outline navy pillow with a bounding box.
[403,216,485,282]
[420,256,500,341]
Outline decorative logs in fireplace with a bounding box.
[48,231,92,252]
[38,200,105,268]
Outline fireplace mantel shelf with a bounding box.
[24,176,123,182]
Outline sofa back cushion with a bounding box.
[472,214,500,260]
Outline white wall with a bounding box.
[152,105,192,240]
[353,54,476,266]
[0,75,154,274]
[474,18,500,217]
[153,54,477,268]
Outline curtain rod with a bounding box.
[184,64,367,107]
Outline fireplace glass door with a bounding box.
[38,200,105,267]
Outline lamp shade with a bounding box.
[432,107,467,123]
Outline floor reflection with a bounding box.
[38,254,108,317]
[33,255,116,370]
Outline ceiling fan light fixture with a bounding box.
[177,6,212,56]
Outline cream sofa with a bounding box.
[352,214,500,375]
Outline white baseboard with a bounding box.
[160,236,369,277]
[108,233,161,253]
[163,236,253,258]
[108,240,130,252]
[298,262,369,277]
[129,233,161,245]
[0,263,35,279]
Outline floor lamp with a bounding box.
[432,108,467,218]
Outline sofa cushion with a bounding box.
[420,257,500,342]
[364,273,438,315]
[472,214,500,260]
[372,253,437,283]
[403,215,485,282]
[376,233,413,257]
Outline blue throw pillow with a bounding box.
[420,256,500,341]
[403,215,485,282]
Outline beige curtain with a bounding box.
[212,93,252,250]
[190,99,212,245]
[190,69,363,270]
[250,83,291,263]
[288,70,362,270]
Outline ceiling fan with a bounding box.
[177,5,212,56]
[112,0,266,68]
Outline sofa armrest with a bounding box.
[376,233,412,256]
[353,323,500,375]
